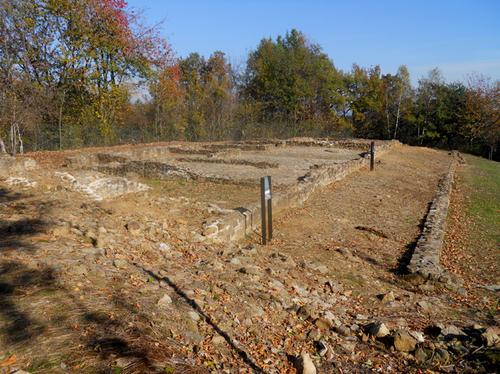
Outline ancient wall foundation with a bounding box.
[202,140,400,242]
[407,152,463,290]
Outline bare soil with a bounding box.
[0,144,497,373]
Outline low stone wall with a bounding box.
[407,152,461,286]
[0,155,37,178]
[202,140,400,242]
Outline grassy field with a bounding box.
[464,155,500,254]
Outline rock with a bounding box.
[367,322,390,338]
[297,305,317,321]
[483,284,500,292]
[441,325,467,339]
[414,347,427,363]
[211,335,226,345]
[188,311,200,322]
[393,330,417,352]
[297,352,316,374]
[157,294,172,307]
[71,263,88,276]
[409,330,425,343]
[323,311,341,327]
[52,224,70,237]
[159,242,171,252]
[314,317,333,330]
[355,314,368,321]
[202,224,218,236]
[307,328,322,341]
[126,221,141,236]
[116,357,134,368]
[481,327,499,347]
[433,348,450,364]
[379,291,395,303]
[95,235,107,249]
[338,340,356,354]
[416,300,432,312]
[229,257,241,265]
[334,325,352,337]
[113,259,128,268]
[238,265,262,276]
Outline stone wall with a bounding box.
[202,140,400,242]
[0,155,37,178]
[407,152,462,287]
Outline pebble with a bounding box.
[157,294,173,307]
[188,311,200,322]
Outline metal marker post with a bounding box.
[267,176,273,240]
[260,177,267,245]
[261,176,272,244]
[370,141,375,171]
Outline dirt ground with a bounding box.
[0,144,498,373]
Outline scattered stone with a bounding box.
[157,294,173,307]
[338,340,356,354]
[5,176,37,188]
[52,224,70,237]
[483,284,500,292]
[71,264,88,276]
[481,327,499,347]
[126,221,141,235]
[433,348,450,364]
[113,259,128,268]
[366,322,390,338]
[379,291,395,303]
[416,300,432,312]
[334,325,352,337]
[307,328,322,341]
[314,317,333,330]
[188,311,200,322]
[116,357,134,368]
[296,352,316,374]
[229,257,241,265]
[409,330,425,343]
[211,335,226,345]
[441,325,467,339]
[393,330,417,352]
[297,305,317,321]
[414,347,427,363]
[159,242,171,251]
[238,265,262,276]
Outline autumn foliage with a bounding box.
[0,3,498,159]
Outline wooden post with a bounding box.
[260,177,267,245]
[370,141,375,171]
[267,176,273,240]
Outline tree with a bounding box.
[0,0,172,150]
[465,75,500,159]
[242,29,344,136]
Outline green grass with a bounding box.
[464,155,500,246]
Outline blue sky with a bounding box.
[127,0,500,84]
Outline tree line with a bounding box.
[1,1,498,159]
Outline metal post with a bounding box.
[370,141,375,171]
[260,177,267,245]
[267,176,273,240]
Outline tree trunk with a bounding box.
[0,137,6,154]
[489,145,493,160]
[58,99,64,150]
[393,91,403,139]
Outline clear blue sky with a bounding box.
[127,0,500,84]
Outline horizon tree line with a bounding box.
[1,1,498,159]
